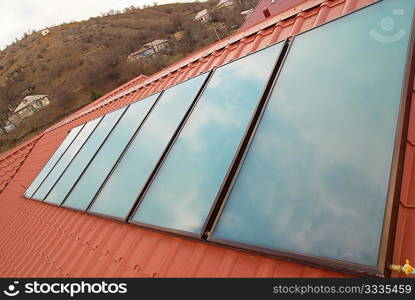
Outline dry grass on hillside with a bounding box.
[0,0,258,153]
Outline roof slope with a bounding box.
[0,0,413,278]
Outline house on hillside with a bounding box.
[240,8,254,19]
[8,95,49,125]
[127,40,169,61]
[41,29,50,36]
[194,9,210,23]
[217,0,234,9]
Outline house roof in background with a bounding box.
[14,95,48,112]
[194,9,209,20]
[0,0,414,278]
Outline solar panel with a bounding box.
[89,73,210,219]
[211,0,415,267]
[24,124,84,198]
[32,117,103,200]
[62,93,159,210]
[131,42,285,234]
[22,0,413,275]
[44,107,127,205]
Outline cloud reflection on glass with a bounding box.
[212,0,414,267]
[33,117,102,200]
[89,73,209,219]
[44,108,126,205]
[132,42,284,233]
[25,124,84,198]
[62,93,158,210]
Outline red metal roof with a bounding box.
[0,0,413,277]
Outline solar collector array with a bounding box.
[23,0,415,272]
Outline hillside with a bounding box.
[0,0,258,153]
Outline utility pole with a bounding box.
[212,24,220,41]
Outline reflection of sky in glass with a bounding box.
[132,42,284,233]
[62,94,158,210]
[44,108,126,205]
[25,125,84,198]
[90,73,209,219]
[213,0,414,267]
[33,118,102,200]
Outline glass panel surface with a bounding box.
[212,0,415,267]
[132,42,284,233]
[24,125,84,198]
[44,108,126,205]
[32,117,102,200]
[90,73,209,218]
[62,93,159,210]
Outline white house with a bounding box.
[127,40,169,61]
[217,0,234,9]
[194,9,211,23]
[41,29,50,36]
[3,121,16,134]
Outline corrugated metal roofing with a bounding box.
[0,0,413,277]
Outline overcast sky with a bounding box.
[0,0,199,49]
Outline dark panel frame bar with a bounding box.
[124,71,213,229]
[26,123,86,199]
[207,5,415,277]
[59,91,161,212]
[83,91,163,221]
[128,40,289,239]
[200,40,289,239]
